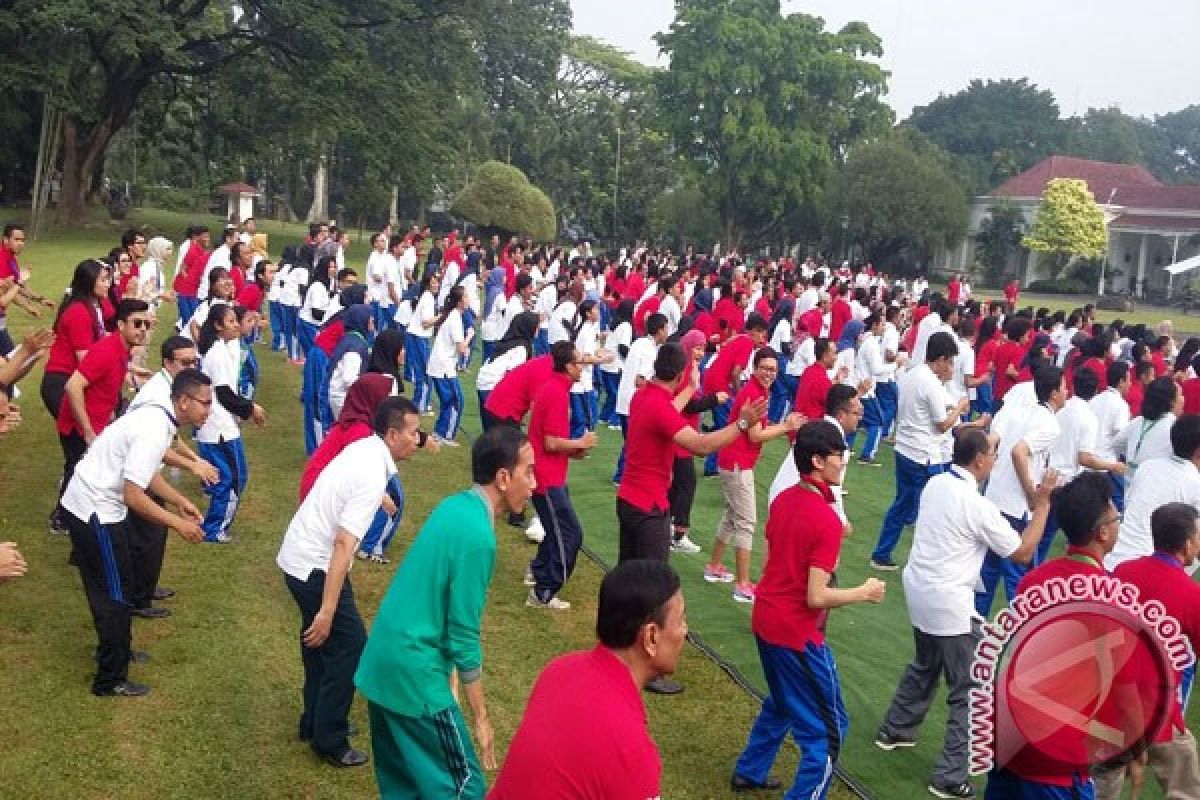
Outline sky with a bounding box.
[569,0,1200,120]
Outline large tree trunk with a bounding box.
[306,151,329,224]
[55,115,119,225]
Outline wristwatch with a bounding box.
[737,418,750,432]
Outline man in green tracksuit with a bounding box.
[355,424,536,799]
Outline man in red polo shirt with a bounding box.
[173,225,209,326]
[55,299,151,523]
[794,337,843,421]
[527,342,597,611]
[483,354,554,427]
[829,284,852,343]
[992,316,1031,403]
[706,347,805,602]
[489,560,686,799]
[985,472,1119,799]
[701,313,769,476]
[731,421,885,797]
[1098,503,1200,799]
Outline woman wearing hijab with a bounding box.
[299,286,368,455]
[425,286,470,444]
[766,296,796,422]
[323,304,374,423]
[834,318,865,448]
[476,311,539,431]
[137,236,174,313]
[368,329,406,391]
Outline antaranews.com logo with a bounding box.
[970,573,1195,775]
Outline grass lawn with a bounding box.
[0,208,816,800]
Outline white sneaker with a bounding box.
[525,519,545,543]
[671,535,702,554]
[526,590,571,610]
[523,567,535,587]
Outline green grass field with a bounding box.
[0,207,1178,799]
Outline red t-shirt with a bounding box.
[692,311,719,342]
[617,382,689,513]
[1080,357,1108,391]
[502,257,517,299]
[529,372,573,492]
[1127,380,1145,417]
[974,338,998,379]
[1004,282,1019,304]
[1152,351,1168,378]
[488,646,661,800]
[174,243,208,297]
[1182,378,1200,415]
[623,272,645,303]
[992,340,1025,400]
[298,421,371,501]
[632,294,662,338]
[484,355,554,424]
[829,298,852,343]
[713,297,743,340]
[753,479,842,650]
[700,334,755,396]
[1113,553,1200,743]
[46,302,104,376]
[236,283,264,313]
[673,372,700,460]
[56,332,130,436]
[793,362,833,422]
[717,378,769,471]
[947,280,961,306]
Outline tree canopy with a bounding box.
[1023,178,1107,270]
[452,161,556,241]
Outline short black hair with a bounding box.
[645,313,668,337]
[551,340,576,372]
[752,346,778,368]
[115,298,150,322]
[814,337,834,360]
[1052,472,1113,547]
[1033,365,1063,404]
[1171,414,1200,460]
[1151,503,1199,554]
[596,560,681,649]
[1142,377,1178,421]
[160,335,195,363]
[926,331,958,363]
[825,384,857,418]
[472,423,528,485]
[515,273,533,292]
[170,368,211,400]
[744,312,768,332]
[792,419,846,474]
[1074,366,1099,401]
[3,223,24,238]
[953,428,992,467]
[1106,360,1129,389]
[654,342,688,381]
[372,395,418,437]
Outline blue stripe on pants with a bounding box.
[358,475,405,557]
[281,305,300,360]
[976,513,1029,617]
[431,376,463,439]
[876,380,898,436]
[735,638,848,800]
[530,485,584,601]
[569,391,593,439]
[90,515,127,604]
[406,334,432,411]
[302,347,330,455]
[598,369,620,425]
[296,318,318,358]
[871,453,946,563]
[269,301,285,350]
[198,438,247,541]
[859,395,884,460]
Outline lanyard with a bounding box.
[1064,548,1103,570]
[1131,417,1161,465]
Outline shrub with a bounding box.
[1026,278,1091,295]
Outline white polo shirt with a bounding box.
[477,347,527,392]
[894,363,953,466]
[61,404,177,525]
[1106,456,1200,570]
[616,336,659,416]
[599,321,632,375]
[1120,413,1176,475]
[409,291,437,339]
[904,466,1020,635]
[910,312,943,366]
[427,308,465,379]
[1049,396,1100,481]
[786,336,815,378]
[767,415,849,523]
[855,334,886,398]
[548,300,576,345]
[1089,388,1131,463]
[365,251,394,306]
[128,369,173,412]
[659,295,682,335]
[276,435,397,581]
[985,403,1059,520]
[196,338,242,444]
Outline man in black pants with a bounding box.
[614,342,764,692]
[59,370,210,696]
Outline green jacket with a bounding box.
[355,487,496,716]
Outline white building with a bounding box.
[940,156,1200,297]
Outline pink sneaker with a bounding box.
[733,582,757,603]
[703,564,735,583]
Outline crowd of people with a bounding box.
[1,217,1199,800]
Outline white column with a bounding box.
[1137,234,1149,298]
[1024,248,1038,286]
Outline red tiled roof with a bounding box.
[1104,185,1200,211]
[1110,214,1200,232]
[219,182,259,194]
[990,156,1160,200]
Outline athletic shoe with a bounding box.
[288,357,305,366]
[858,457,883,467]
[732,582,757,603]
[94,680,150,697]
[526,590,571,611]
[439,437,461,448]
[355,551,369,561]
[368,554,390,564]
[928,780,975,798]
[48,509,67,535]
[731,773,784,791]
[608,423,621,431]
[703,564,735,583]
[421,410,436,417]
[525,518,545,544]
[523,567,535,587]
[875,729,918,751]
[207,532,234,544]
[671,535,702,554]
[644,676,684,695]
[870,558,899,571]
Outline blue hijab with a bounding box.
[836,319,864,353]
[693,287,714,314]
[328,304,373,370]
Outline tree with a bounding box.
[452,160,555,241]
[906,78,1067,193]
[654,0,891,249]
[975,200,1027,287]
[649,179,722,251]
[1064,107,1144,166]
[829,131,967,270]
[1023,178,1107,275]
[1153,105,1200,184]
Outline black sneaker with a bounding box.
[644,676,683,695]
[94,680,151,697]
[870,558,899,571]
[875,729,917,750]
[928,780,975,798]
[731,772,783,791]
[322,747,369,768]
[48,509,67,535]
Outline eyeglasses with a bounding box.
[185,393,213,407]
